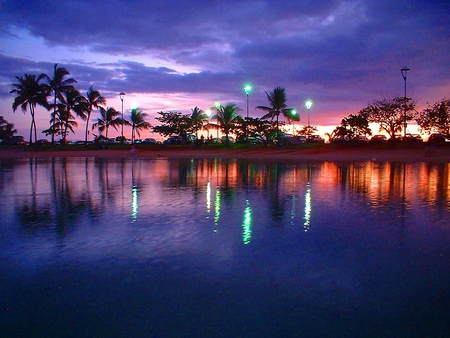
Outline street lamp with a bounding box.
[244,85,252,118]
[291,109,297,134]
[214,102,221,139]
[401,66,410,138]
[205,109,211,140]
[119,92,125,142]
[305,100,313,126]
[244,85,252,142]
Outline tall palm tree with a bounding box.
[256,86,293,142]
[92,107,122,139]
[57,89,84,144]
[211,103,242,145]
[10,73,48,144]
[82,86,106,145]
[41,64,77,144]
[130,108,151,143]
[190,106,209,138]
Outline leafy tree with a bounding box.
[246,117,278,144]
[332,113,372,140]
[92,107,122,139]
[10,73,49,144]
[298,125,318,138]
[0,116,17,142]
[152,111,192,137]
[130,108,151,142]
[41,64,77,144]
[211,103,242,145]
[361,96,416,140]
[416,99,450,137]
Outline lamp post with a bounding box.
[205,109,211,140]
[305,100,313,126]
[214,102,221,140]
[244,85,252,119]
[119,92,125,143]
[291,109,297,134]
[244,85,252,142]
[401,66,410,138]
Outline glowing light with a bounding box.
[244,84,252,95]
[206,180,211,213]
[305,100,313,110]
[131,184,138,222]
[242,199,253,244]
[304,182,311,231]
[214,189,221,232]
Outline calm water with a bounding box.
[1,157,449,337]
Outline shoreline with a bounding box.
[1,144,450,162]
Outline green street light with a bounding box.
[244,85,252,118]
[305,100,313,126]
[291,109,297,134]
[244,85,252,142]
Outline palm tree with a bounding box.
[256,86,293,142]
[57,89,84,144]
[0,116,17,143]
[211,103,242,145]
[92,107,122,139]
[10,74,48,144]
[41,64,77,144]
[130,108,151,142]
[82,86,106,145]
[190,106,209,138]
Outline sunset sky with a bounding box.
[1,0,449,140]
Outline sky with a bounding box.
[1,0,449,140]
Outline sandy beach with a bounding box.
[1,144,449,162]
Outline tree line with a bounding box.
[9,64,151,145]
[7,64,450,145]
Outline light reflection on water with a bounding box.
[1,157,450,337]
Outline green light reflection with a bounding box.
[214,189,221,232]
[242,199,252,244]
[304,182,311,231]
[131,184,138,222]
[206,181,211,213]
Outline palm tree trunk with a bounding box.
[85,113,90,145]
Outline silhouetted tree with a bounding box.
[0,116,17,142]
[81,86,106,145]
[256,87,295,142]
[92,107,122,139]
[10,74,48,144]
[152,111,192,138]
[130,108,151,142]
[211,103,242,145]
[416,98,450,138]
[332,113,372,140]
[360,96,416,140]
[190,106,209,138]
[41,64,77,144]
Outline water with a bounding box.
[1,157,449,337]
